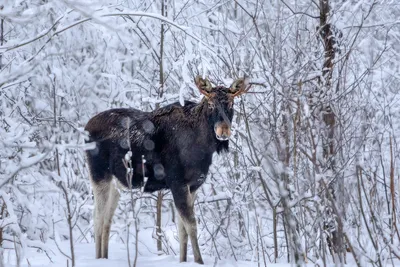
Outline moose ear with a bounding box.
[195,75,213,97]
[229,77,250,97]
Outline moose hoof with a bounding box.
[195,258,204,265]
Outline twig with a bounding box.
[1,10,227,65]
[53,219,72,260]
[0,148,53,189]
[57,182,75,267]
[321,180,361,267]
[281,0,320,19]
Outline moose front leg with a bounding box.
[171,184,204,264]
[178,214,188,262]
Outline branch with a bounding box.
[281,0,320,19]
[0,148,53,189]
[0,10,73,52]
[0,10,225,63]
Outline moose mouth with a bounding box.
[216,134,229,141]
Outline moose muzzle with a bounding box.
[214,122,231,141]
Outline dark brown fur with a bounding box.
[85,77,248,264]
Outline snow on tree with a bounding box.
[0,0,400,266]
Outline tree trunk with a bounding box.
[318,0,344,262]
[156,191,163,252]
[155,0,167,254]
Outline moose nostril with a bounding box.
[214,123,231,141]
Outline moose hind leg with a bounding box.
[92,179,120,259]
[101,179,120,259]
[172,185,204,264]
[92,181,108,258]
[93,208,102,258]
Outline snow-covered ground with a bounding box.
[2,241,353,267]
[4,240,393,267]
[3,224,258,267]
[2,223,398,267]
[4,242,258,267]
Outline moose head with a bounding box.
[195,75,250,141]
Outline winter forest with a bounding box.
[1,0,400,266]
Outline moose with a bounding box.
[84,76,249,264]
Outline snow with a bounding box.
[2,0,400,266]
[2,241,368,267]
[3,242,247,267]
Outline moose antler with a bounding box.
[195,75,214,98]
[229,77,251,97]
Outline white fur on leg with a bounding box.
[92,181,109,259]
[177,189,204,264]
[186,222,203,264]
[180,213,203,264]
[101,178,120,259]
[178,214,188,262]
[94,212,103,258]
[91,178,120,259]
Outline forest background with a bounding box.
[1,0,400,266]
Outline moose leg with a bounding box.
[92,179,120,259]
[178,214,188,262]
[171,185,204,264]
[187,190,203,264]
[92,181,107,258]
[101,180,120,258]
